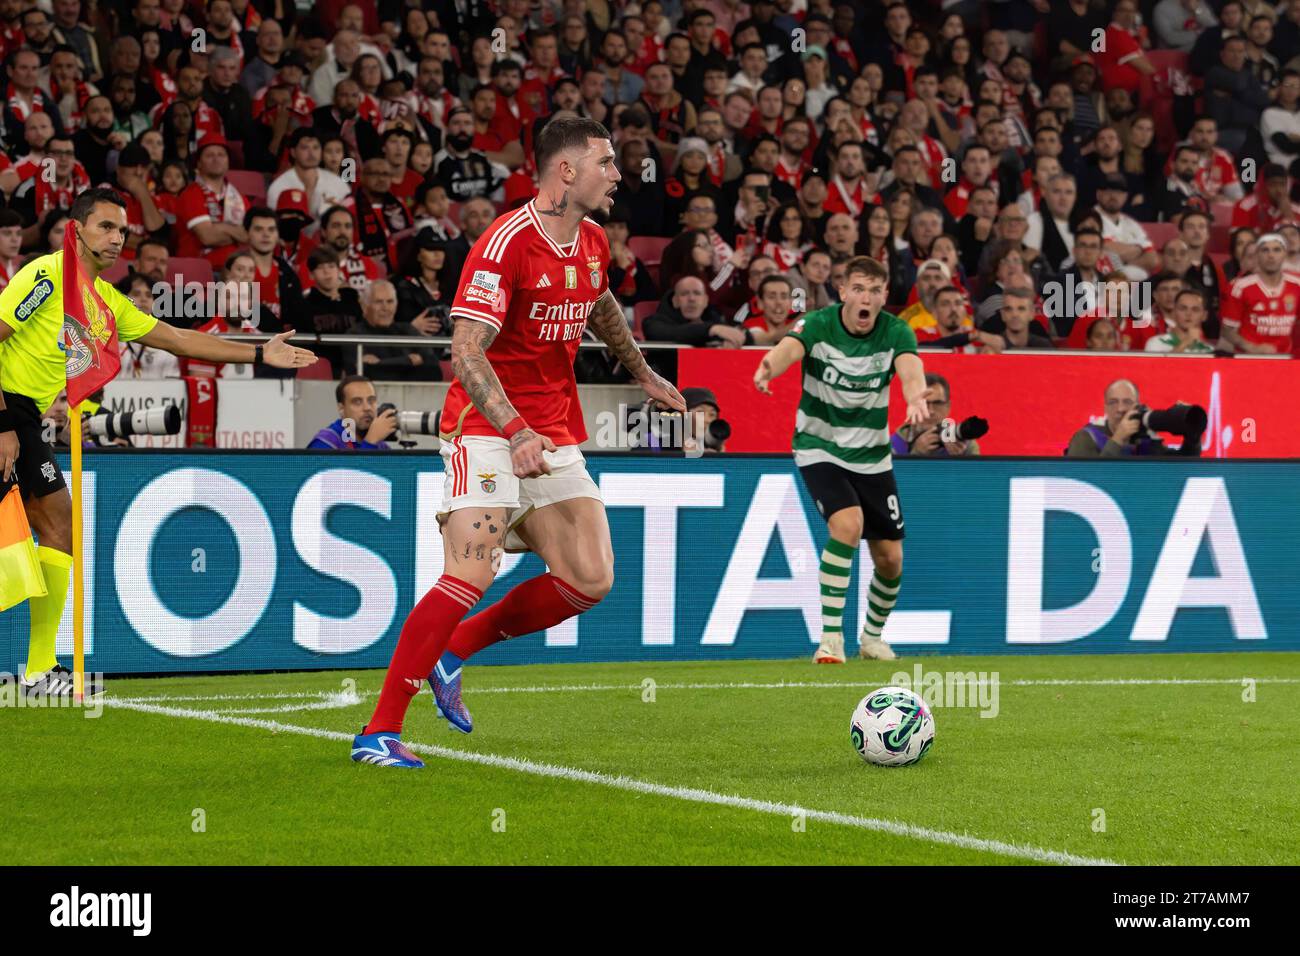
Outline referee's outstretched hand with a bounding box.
[262,331,319,369]
[0,429,17,483]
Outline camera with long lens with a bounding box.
[952,416,989,442]
[396,410,438,435]
[703,418,730,452]
[85,406,182,444]
[374,403,439,449]
[1127,403,1208,443]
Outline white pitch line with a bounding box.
[103,696,1117,867]
[210,691,364,715]
[109,690,344,703]
[104,675,1300,706]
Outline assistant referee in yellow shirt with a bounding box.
[0,187,317,696]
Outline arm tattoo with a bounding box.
[536,190,569,217]
[587,289,652,381]
[451,319,521,434]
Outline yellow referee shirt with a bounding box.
[0,252,158,413]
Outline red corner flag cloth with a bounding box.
[62,221,121,408]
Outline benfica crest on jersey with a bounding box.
[588,257,601,289]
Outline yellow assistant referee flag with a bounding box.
[0,485,47,612]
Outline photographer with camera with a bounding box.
[681,387,729,454]
[307,375,398,450]
[626,387,730,454]
[891,373,986,457]
[1066,379,1207,457]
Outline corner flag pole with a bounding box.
[71,407,83,702]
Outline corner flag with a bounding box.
[62,220,121,699]
[0,485,47,612]
[62,221,120,407]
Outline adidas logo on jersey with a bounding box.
[536,274,552,288]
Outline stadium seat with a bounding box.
[628,236,671,268]
[1144,50,1190,76]
[1140,222,1179,249]
[1208,251,1230,270]
[298,358,333,380]
[227,170,268,207]
[632,300,657,341]
[168,257,215,285]
[1208,224,1230,253]
[99,259,129,284]
[224,140,245,169]
[1212,203,1234,228]
[440,359,453,380]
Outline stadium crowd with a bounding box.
[0,0,1298,398]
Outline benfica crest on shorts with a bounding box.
[478,472,497,494]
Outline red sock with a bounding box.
[446,573,600,660]
[365,575,483,734]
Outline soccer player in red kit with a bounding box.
[1221,233,1300,355]
[352,116,686,768]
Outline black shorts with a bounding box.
[1,391,66,500]
[798,462,905,541]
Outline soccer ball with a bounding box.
[850,686,935,767]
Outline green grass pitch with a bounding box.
[3,653,1297,865]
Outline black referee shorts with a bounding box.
[1,391,67,500]
[798,462,905,541]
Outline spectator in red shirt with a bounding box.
[382,128,423,208]
[742,274,799,345]
[944,144,995,220]
[469,83,524,171]
[106,142,166,253]
[303,204,381,293]
[174,134,248,268]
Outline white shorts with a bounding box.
[438,435,602,551]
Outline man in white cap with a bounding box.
[1220,233,1300,354]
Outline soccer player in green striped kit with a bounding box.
[754,256,928,663]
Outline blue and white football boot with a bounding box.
[350,729,425,769]
[429,658,473,734]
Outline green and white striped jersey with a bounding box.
[786,304,918,474]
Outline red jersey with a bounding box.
[1095,25,1145,94]
[297,243,379,291]
[1231,192,1299,232]
[253,259,283,327]
[1164,145,1239,201]
[823,175,874,217]
[1222,272,1300,352]
[944,178,998,220]
[774,155,805,190]
[441,201,611,445]
[175,178,248,267]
